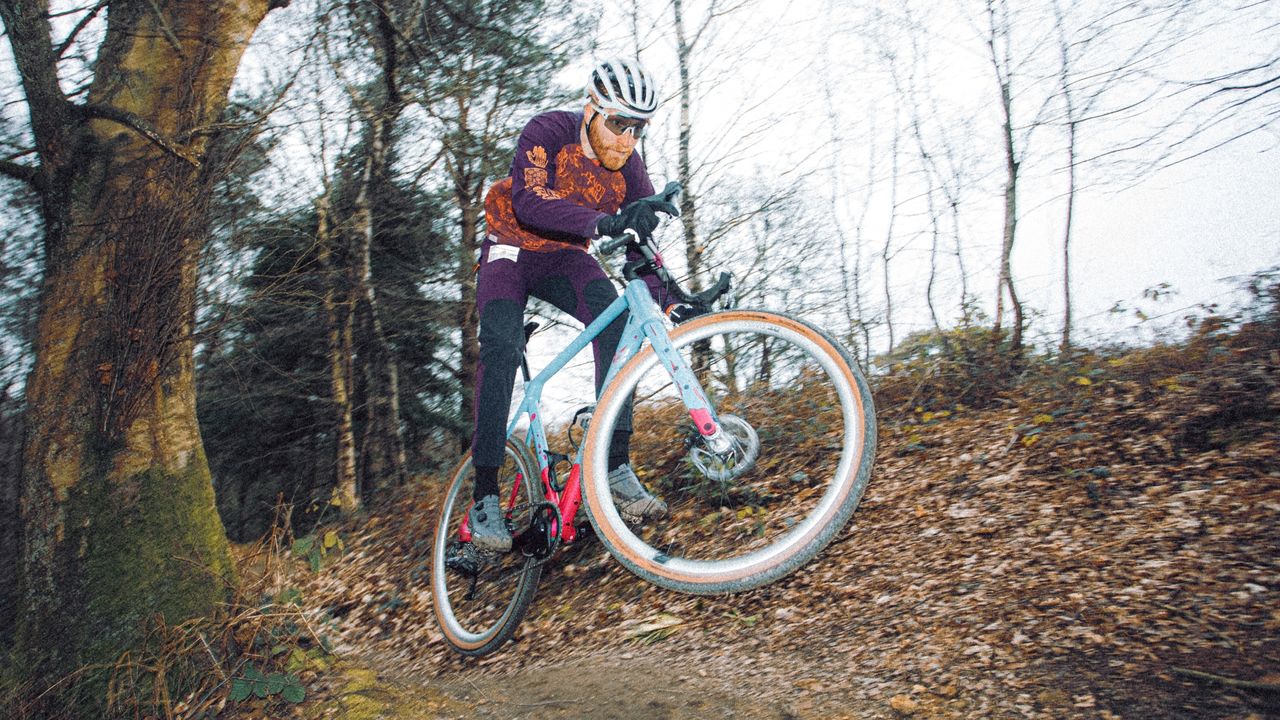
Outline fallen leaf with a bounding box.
[889,694,918,714]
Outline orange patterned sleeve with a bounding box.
[508,113,608,238]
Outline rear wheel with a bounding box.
[431,441,542,656]
[583,310,876,594]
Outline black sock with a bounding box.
[608,431,631,471]
[474,465,499,501]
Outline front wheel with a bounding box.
[583,310,877,594]
[431,441,542,656]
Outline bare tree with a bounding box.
[821,0,873,368]
[1047,0,1242,351]
[881,112,905,352]
[664,0,811,296]
[981,0,1028,354]
[316,188,360,512]
[346,0,409,497]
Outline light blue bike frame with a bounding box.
[507,276,720,474]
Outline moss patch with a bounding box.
[89,455,231,653]
[309,663,470,720]
[13,451,233,716]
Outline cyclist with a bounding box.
[467,57,685,552]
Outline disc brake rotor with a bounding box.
[688,413,760,482]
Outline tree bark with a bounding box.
[457,202,481,450]
[353,0,407,496]
[986,0,1024,355]
[2,0,285,712]
[996,73,1025,352]
[673,0,703,294]
[882,114,902,352]
[352,115,408,495]
[317,194,360,514]
[1060,118,1077,353]
[0,383,19,638]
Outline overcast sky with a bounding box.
[573,0,1280,350]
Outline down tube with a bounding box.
[505,289,637,445]
[593,279,665,401]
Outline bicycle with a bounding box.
[431,182,877,656]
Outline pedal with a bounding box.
[444,541,481,577]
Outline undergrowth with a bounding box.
[2,504,334,720]
[873,267,1280,442]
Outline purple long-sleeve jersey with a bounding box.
[484,110,655,252]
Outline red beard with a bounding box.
[587,116,636,171]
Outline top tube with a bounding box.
[504,278,662,443]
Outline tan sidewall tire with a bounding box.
[431,441,543,655]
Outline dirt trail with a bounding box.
[330,649,823,719]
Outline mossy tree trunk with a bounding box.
[0,0,288,713]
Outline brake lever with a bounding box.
[720,277,736,310]
[659,181,683,214]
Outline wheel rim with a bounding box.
[432,445,538,649]
[584,311,870,589]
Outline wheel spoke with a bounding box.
[431,442,544,656]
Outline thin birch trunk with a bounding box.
[317,194,359,513]
[352,112,408,495]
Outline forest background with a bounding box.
[0,0,1276,716]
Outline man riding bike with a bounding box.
[468,58,689,552]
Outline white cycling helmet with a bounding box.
[586,57,659,120]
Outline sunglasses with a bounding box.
[595,108,648,138]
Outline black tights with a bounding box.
[472,275,634,500]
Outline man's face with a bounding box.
[585,105,641,171]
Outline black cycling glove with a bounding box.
[666,302,709,324]
[596,195,680,240]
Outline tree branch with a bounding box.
[144,0,186,58]
[0,158,42,189]
[1172,666,1280,692]
[54,0,110,59]
[0,0,72,151]
[76,103,201,167]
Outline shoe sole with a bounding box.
[470,536,512,553]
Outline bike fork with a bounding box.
[645,325,732,453]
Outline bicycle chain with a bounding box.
[465,501,571,585]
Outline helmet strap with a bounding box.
[581,107,600,161]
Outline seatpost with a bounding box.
[520,321,539,383]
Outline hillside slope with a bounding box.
[289,340,1280,719]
